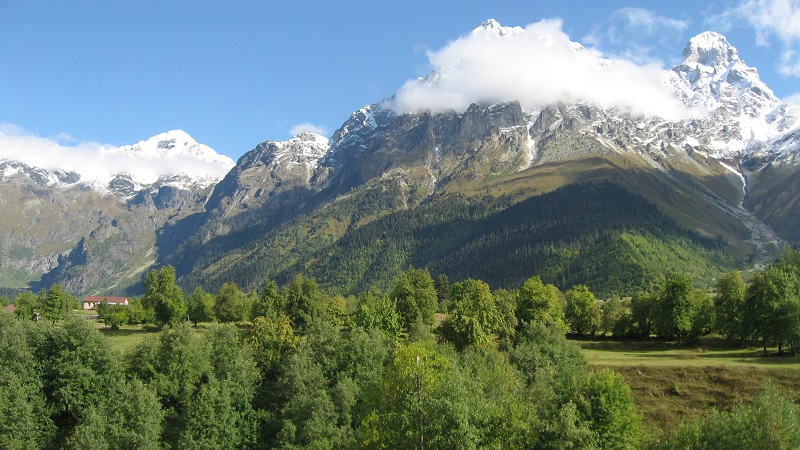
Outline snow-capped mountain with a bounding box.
[666,32,800,161]
[5,21,800,297]
[0,129,235,196]
[0,129,235,295]
[203,132,332,222]
[471,18,524,38]
[95,130,235,193]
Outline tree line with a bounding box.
[2,266,644,449]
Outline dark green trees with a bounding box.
[736,249,800,353]
[283,274,326,329]
[653,273,695,342]
[41,284,78,324]
[186,287,215,326]
[12,291,39,319]
[745,267,800,353]
[214,282,247,323]
[0,314,54,448]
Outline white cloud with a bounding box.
[392,19,687,120]
[723,0,800,76]
[614,7,690,34]
[0,124,231,186]
[785,92,800,105]
[290,122,328,137]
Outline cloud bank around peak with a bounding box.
[391,19,688,120]
[0,124,232,186]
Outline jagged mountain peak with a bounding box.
[107,129,234,165]
[271,132,329,160]
[668,31,780,124]
[682,31,740,68]
[286,132,329,147]
[470,18,524,38]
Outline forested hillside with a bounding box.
[179,181,734,298]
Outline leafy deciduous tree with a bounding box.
[353,288,401,340]
[391,268,438,330]
[745,267,800,353]
[582,368,640,450]
[714,271,746,343]
[654,273,694,342]
[214,282,247,323]
[565,284,601,336]
[284,274,325,329]
[143,266,186,326]
[516,276,566,332]
[12,291,39,320]
[41,284,77,324]
[601,295,625,336]
[438,279,500,350]
[186,287,215,326]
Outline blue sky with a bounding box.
[2,0,799,160]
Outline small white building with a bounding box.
[83,296,129,310]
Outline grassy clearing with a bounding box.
[576,339,800,368]
[99,322,217,352]
[574,339,800,438]
[99,325,160,352]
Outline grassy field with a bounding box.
[576,338,800,367]
[574,338,800,438]
[97,322,213,352]
[99,326,159,351]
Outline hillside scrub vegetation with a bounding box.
[3,249,800,448]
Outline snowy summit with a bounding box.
[0,128,235,194]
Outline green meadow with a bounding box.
[575,338,800,437]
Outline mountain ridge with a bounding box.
[2,25,800,296]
